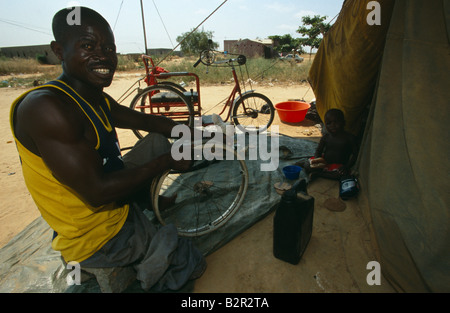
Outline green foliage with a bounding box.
[269,34,305,54]
[116,54,138,71]
[36,54,49,65]
[269,15,332,56]
[176,29,219,55]
[297,15,331,52]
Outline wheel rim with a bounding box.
[232,94,274,133]
[152,144,248,237]
[130,85,194,139]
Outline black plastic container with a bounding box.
[273,179,314,265]
[339,175,359,200]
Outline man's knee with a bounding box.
[123,133,171,168]
[145,133,171,152]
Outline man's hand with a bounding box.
[338,165,350,176]
[169,155,194,172]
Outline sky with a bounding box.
[0,0,344,54]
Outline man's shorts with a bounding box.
[80,133,206,292]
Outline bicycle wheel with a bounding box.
[157,81,187,93]
[151,142,249,237]
[129,84,194,139]
[231,92,275,133]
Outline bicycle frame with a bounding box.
[141,55,202,119]
[215,62,249,123]
[134,54,257,126]
[192,53,256,125]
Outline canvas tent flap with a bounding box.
[360,0,450,292]
[308,0,395,136]
[310,0,450,292]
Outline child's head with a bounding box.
[324,109,345,134]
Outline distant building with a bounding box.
[146,48,183,57]
[123,49,182,63]
[224,39,274,58]
[0,44,60,64]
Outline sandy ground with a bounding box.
[0,72,395,293]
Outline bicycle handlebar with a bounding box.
[217,55,246,66]
[193,58,202,68]
[193,52,246,68]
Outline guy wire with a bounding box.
[156,0,229,66]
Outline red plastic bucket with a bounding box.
[275,101,311,123]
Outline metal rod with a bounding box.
[140,0,148,54]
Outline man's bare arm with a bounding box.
[16,92,182,209]
[105,93,178,138]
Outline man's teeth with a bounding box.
[93,68,110,74]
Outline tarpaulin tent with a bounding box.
[309,0,449,292]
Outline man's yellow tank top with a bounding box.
[9,80,129,263]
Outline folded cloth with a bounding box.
[309,157,342,172]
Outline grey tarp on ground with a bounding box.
[309,0,450,292]
[0,135,317,292]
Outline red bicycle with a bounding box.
[121,48,277,236]
[128,47,275,138]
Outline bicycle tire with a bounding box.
[129,84,194,139]
[231,92,275,134]
[151,142,249,237]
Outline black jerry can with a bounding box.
[273,179,314,265]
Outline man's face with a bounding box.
[58,19,118,89]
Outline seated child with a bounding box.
[301,108,358,180]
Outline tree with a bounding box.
[297,15,331,57]
[269,34,305,55]
[176,29,219,55]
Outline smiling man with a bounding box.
[9,7,205,292]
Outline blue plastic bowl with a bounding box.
[282,165,302,180]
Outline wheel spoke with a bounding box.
[152,146,249,237]
[129,84,194,139]
[233,93,274,133]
